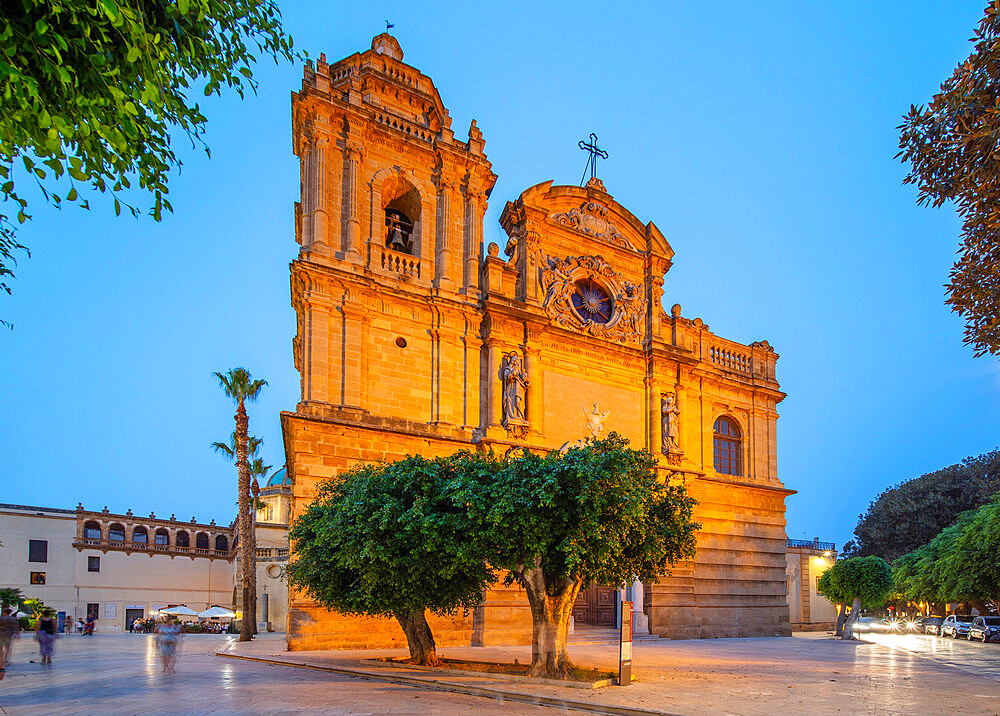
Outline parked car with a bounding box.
[967,616,1000,643]
[852,617,875,633]
[940,614,974,638]
[921,616,944,636]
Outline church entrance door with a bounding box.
[573,584,616,627]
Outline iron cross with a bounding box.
[578,133,608,185]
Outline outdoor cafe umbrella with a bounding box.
[197,606,236,619]
[159,605,198,617]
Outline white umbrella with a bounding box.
[160,605,198,616]
[197,606,236,619]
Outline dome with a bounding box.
[265,466,290,487]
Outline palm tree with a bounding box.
[0,587,23,611]
[211,431,263,635]
[214,367,267,642]
[248,456,272,630]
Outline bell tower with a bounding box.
[288,33,496,423]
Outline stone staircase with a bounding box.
[567,627,662,645]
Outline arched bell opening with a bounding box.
[381,175,421,256]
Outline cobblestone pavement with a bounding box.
[0,633,566,715]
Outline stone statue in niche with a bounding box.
[500,352,529,438]
[661,394,682,464]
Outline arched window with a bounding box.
[195,532,210,549]
[175,530,189,548]
[154,529,169,546]
[713,416,742,476]
[108,523,125,541]
[132,526,148,544]
[84,521,102,540]
[214,535,229,552]
[382,176,421,255]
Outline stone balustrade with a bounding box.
[380,246,421,279]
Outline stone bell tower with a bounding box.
[288,33,496,421]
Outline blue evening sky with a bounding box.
[2,2,994,549]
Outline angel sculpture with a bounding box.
[583,402,610,439]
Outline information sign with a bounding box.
[619,600,633,686]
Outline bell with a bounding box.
[389,226,407,252]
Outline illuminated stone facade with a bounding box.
[282,33,794,650]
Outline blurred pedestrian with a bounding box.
[35,609,56,665]
[0,607,20,673]
[155,616,182,673]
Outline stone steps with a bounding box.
[568,628,661,644]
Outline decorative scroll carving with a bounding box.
[548,201,634,250]
[540,255,643,343]
[500,351,529,439]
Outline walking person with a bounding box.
[0,607,20,675]
[154,616,182,673]
[35,609,56,665]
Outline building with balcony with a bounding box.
[786,538,838,631]
[0,503,235,632]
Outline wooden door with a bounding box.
[573,584,617,626]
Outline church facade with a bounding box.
[281,34,794,650]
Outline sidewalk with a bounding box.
[217,632,1000,715]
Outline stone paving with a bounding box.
[0,633,563,715]
[4,631,1000,715]
[221,632,1000,716]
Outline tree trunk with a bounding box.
[394,610,441,666]
[835,602,848,636]
[841,596,862,640]
[517,564,582,679]
[249,484,259,636]
[236,402,252,642]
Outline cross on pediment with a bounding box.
[578,133,608,186]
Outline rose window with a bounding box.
[571,278,612,324]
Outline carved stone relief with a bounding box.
[540,255,644,343]
[548,201,634,250]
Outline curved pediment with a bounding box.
[505,179,673,263]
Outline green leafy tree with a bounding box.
[818,556,894,639]
[893,497,1000,613]
[851,450,1000,562]
[214,367,266,641]
[0,0,299,314]
[287,454,497,666]
[898,0,1000,355]
[463,434,699,678]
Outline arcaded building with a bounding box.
[282,33,794,650]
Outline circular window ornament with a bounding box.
[266,564,282,579]
[571,278,613,324]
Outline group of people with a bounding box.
[0,606,59,674]
[130,617,229,634]
[0,606,187,674]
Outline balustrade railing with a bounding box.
[786,538,836,551]
[380,246,421,279]
[710,345,752,375]
[73,537,231,558]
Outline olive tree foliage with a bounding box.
[286,455,497,667]
[461,434,699,679]
[0,0,298,314]
[817,556,894,640]
[850,450,1000,562]
[898,1,1000,356]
